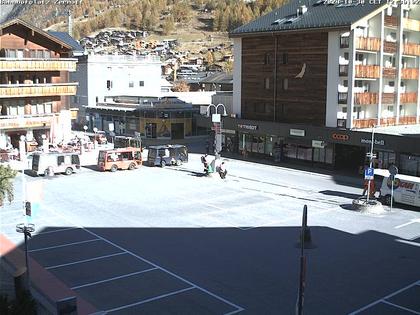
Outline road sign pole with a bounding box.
[367,125,376,203]
[391,179,394,210]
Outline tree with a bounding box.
[0,165,17,207]
[172,80,190,92]
[162,15,175,35]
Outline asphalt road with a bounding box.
[1,153,420,314]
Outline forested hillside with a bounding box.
[6,0,287,39]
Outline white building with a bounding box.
[70,54,162,125]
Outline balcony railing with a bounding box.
[403,43,420,56]
[353,118,378,129]
[355,37,381,51]
[382,67,396,78]
[401,68,419,80]
[383,41,397,54]
[355,65,380,78]
[0,113,55,129]
[0,58,77,72]
[400,92,417,104]
[382,93,395,104]
[379,117,396,126]
[338,92,348,104]
[0,83,78,98]
[399,115,417,125]
[339,65,348,76]
[354,92,378,105]
[385,15,398,28]
[403,18,420,32]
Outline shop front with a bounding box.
[203,117,420,176]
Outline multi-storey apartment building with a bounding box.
[0,19,78,149]
[70,54,161,127]
[201,1,420,175]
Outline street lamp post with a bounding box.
[206,103,227,160]
[41,134,48,153]
[366,125,376,203]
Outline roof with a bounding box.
[200,72,233,85]
[0,19,73,52]
[230,0,386,36]
[356,125,420,138]
[48,31,84,53]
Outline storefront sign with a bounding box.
[331,133,349,141]
[290,129,305,137]
[221,129,236,134]
[361,138,385,146]
[238,124,258,130]
[312,140,326,148]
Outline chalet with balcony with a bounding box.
[0,19,78,149]
[218,1,420,175]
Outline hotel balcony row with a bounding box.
[0,113,56,130]
[338,92,417,105]
[0,83,78,98]
[340,65,419,79]
[352,116,417,129]
[0,58,77,72]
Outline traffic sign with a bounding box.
[366,153,377,159]
[364,167,374,180]
[389,165,398,176]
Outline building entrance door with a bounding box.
[171,123,184,140]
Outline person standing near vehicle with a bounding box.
[219,161,227,179]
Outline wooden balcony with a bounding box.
[355,37,381,51]
[399,115,417,125]
[401,68,419,80]
[383,41,397,54]
[0,114,55,130]
[384,15,398,28]
[379,117,396,126]
[353,118,378,129]
[382,93,395,104]
[403,18,420,32]
[403,43,420,56]
[0,83,78,98]
[400,92,417,104]
[0,58,77,72]
[382,67,396,78]
[354,92,378,105]
[355,65,380,78]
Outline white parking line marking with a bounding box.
[396,239,420,247]
[36,227,80,235]
[395,219,420,229]
[28,239,100,253]
[348,280,420,314]
[45,252,126,270]
[105,287,195,313]
[71,267,158,290]
[83,228,245,313]
[382,300,420,314]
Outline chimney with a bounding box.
[297,5,307,16]
[67,10,73,37]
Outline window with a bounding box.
[139,81,144,87]
[106,80,112,90]
[387,105,394,112]
[43,51,51,58]
[389,81,395,87]
[340,36,349,48]
[356,53,364,62]
[264,78,270,90]
[344,52,349,60]
[45,103,52,114]
[129,81,134,88]
[283,78,288,91]
[355,80,363,88]
[264,53,271,65]
[342,106,347,113]
[343,80,348,87]
[282,53,288,64]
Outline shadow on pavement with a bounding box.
[319,190,361,200]
[2,225,419,315]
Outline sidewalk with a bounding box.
[220,151,364,188]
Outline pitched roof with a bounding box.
[200,72,233,85]
[0,19,73,51]
[230,0,386,36]
[48,31,84,53]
